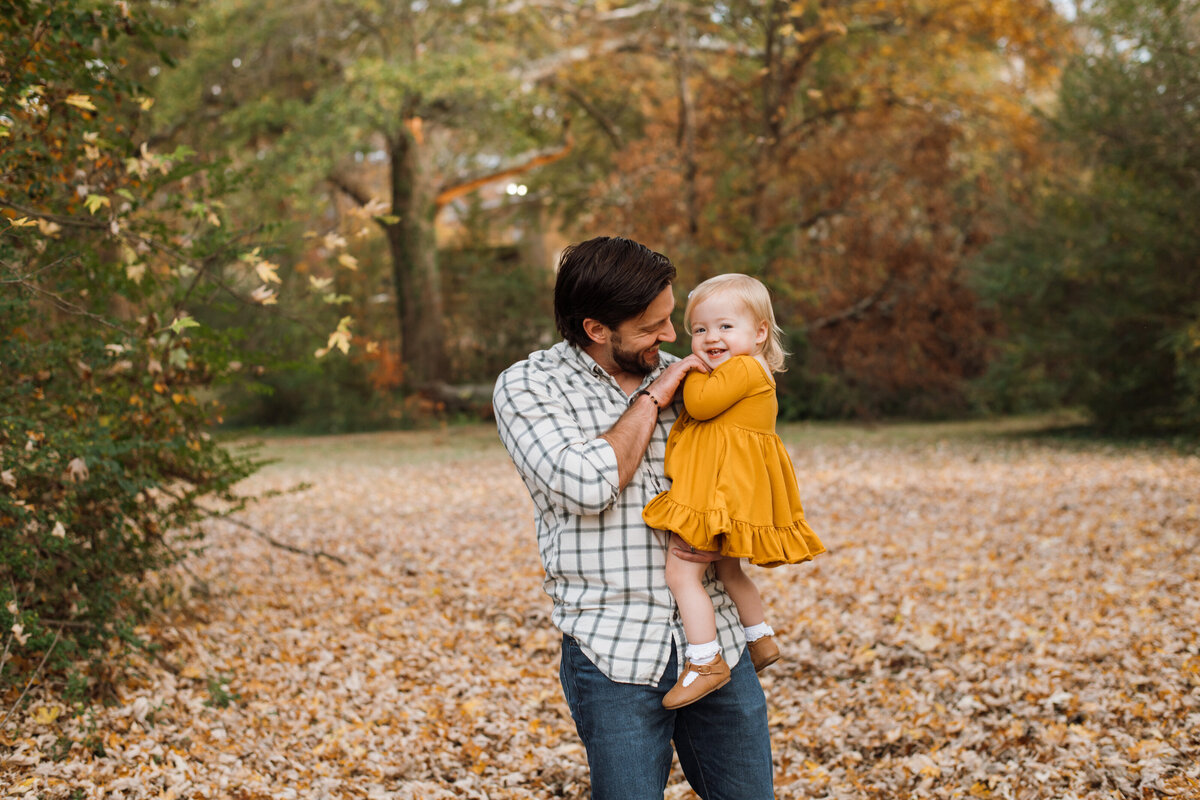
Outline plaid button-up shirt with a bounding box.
[494,341,744,685]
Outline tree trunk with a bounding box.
[674,1,699,240]
[385,127,447,387]
[752,0,786,237]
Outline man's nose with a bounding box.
[661,322,676,343]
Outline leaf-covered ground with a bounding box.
[4,424,1199,798]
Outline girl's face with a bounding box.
[688,292,769,370]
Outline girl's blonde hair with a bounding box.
[684,273,789,372]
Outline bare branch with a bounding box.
[518,35,648,83]
[2,257,133,334]
[0,629,61,730]
[145,108,226,149]
[796,205,844,231]
[327,171,375,209]
[805,276,895,332]
[0,200,109,231]
[591,1,661,21]
[782,102,868,142]
[846,16,905,37]
[217,514,349,566]
[555,82,623,148]
[674,0,699,237]
[0,630,12,681]
[497,0,660,21]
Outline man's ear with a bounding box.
[582,318,610,346]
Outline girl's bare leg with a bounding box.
[715,557,765,627]
[665,549,718,644]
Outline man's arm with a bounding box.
[494,353,708,514]
[494,365,624,516]
[599,391,660,491]
[602,354,710,491]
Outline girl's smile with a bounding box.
[688,293,769,371]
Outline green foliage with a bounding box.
[973,0,1200,433]
[775,330,857,420]
[442,243,556,384]
[204,673,239,708]
[0,1,273,699]
[1,296,260,679]
[220,352,406,434]
[216,238,556,432]
[154,0,570,387]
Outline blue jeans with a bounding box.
[559,635,774,800]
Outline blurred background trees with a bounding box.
[567,0,1070,417]
[2,0,1196,693]
[974,0,1199,433]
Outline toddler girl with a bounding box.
[643,273,825,709]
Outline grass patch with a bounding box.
[224,410,1191,473]
[230,421,505,470]
[231,412,1125,473]
[778,411,1091,448]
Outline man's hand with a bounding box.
[599,354,709,492]
[645,354,709,407]
[669,533,722,563]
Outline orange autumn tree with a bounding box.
[570,0,1068,416]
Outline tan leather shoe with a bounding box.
[662,653,731,709]
[748,635,781,672]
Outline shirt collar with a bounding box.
[561,341,670,390]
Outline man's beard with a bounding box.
[611,334,660,376]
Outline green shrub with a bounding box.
[0,1,273,700]
[1,293,261,690]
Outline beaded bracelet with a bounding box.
[633,389,660,407]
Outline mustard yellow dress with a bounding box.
[643,355,825,568]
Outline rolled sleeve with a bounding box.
[494,363,621,516]
[548,437,620,515]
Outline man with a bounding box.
[493,236,774,799]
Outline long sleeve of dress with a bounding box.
[682,358,754,420]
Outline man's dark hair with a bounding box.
[554,236,676,349]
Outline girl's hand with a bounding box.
[647,354,708,406]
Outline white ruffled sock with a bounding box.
[684,639,721,666]
[744,622,774,642]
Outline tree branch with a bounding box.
[217,514,349,566]
[519,35,648,84]
[435,118,574,211]
[2,255,133,334]
[145,109,226,149]
[0,199,109,230]
[327,171,375,209]
[554,82,623,148]
[804,276,895,332]
[0,629,61,730]
[782,102,868,142]
[796,205,844,231]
